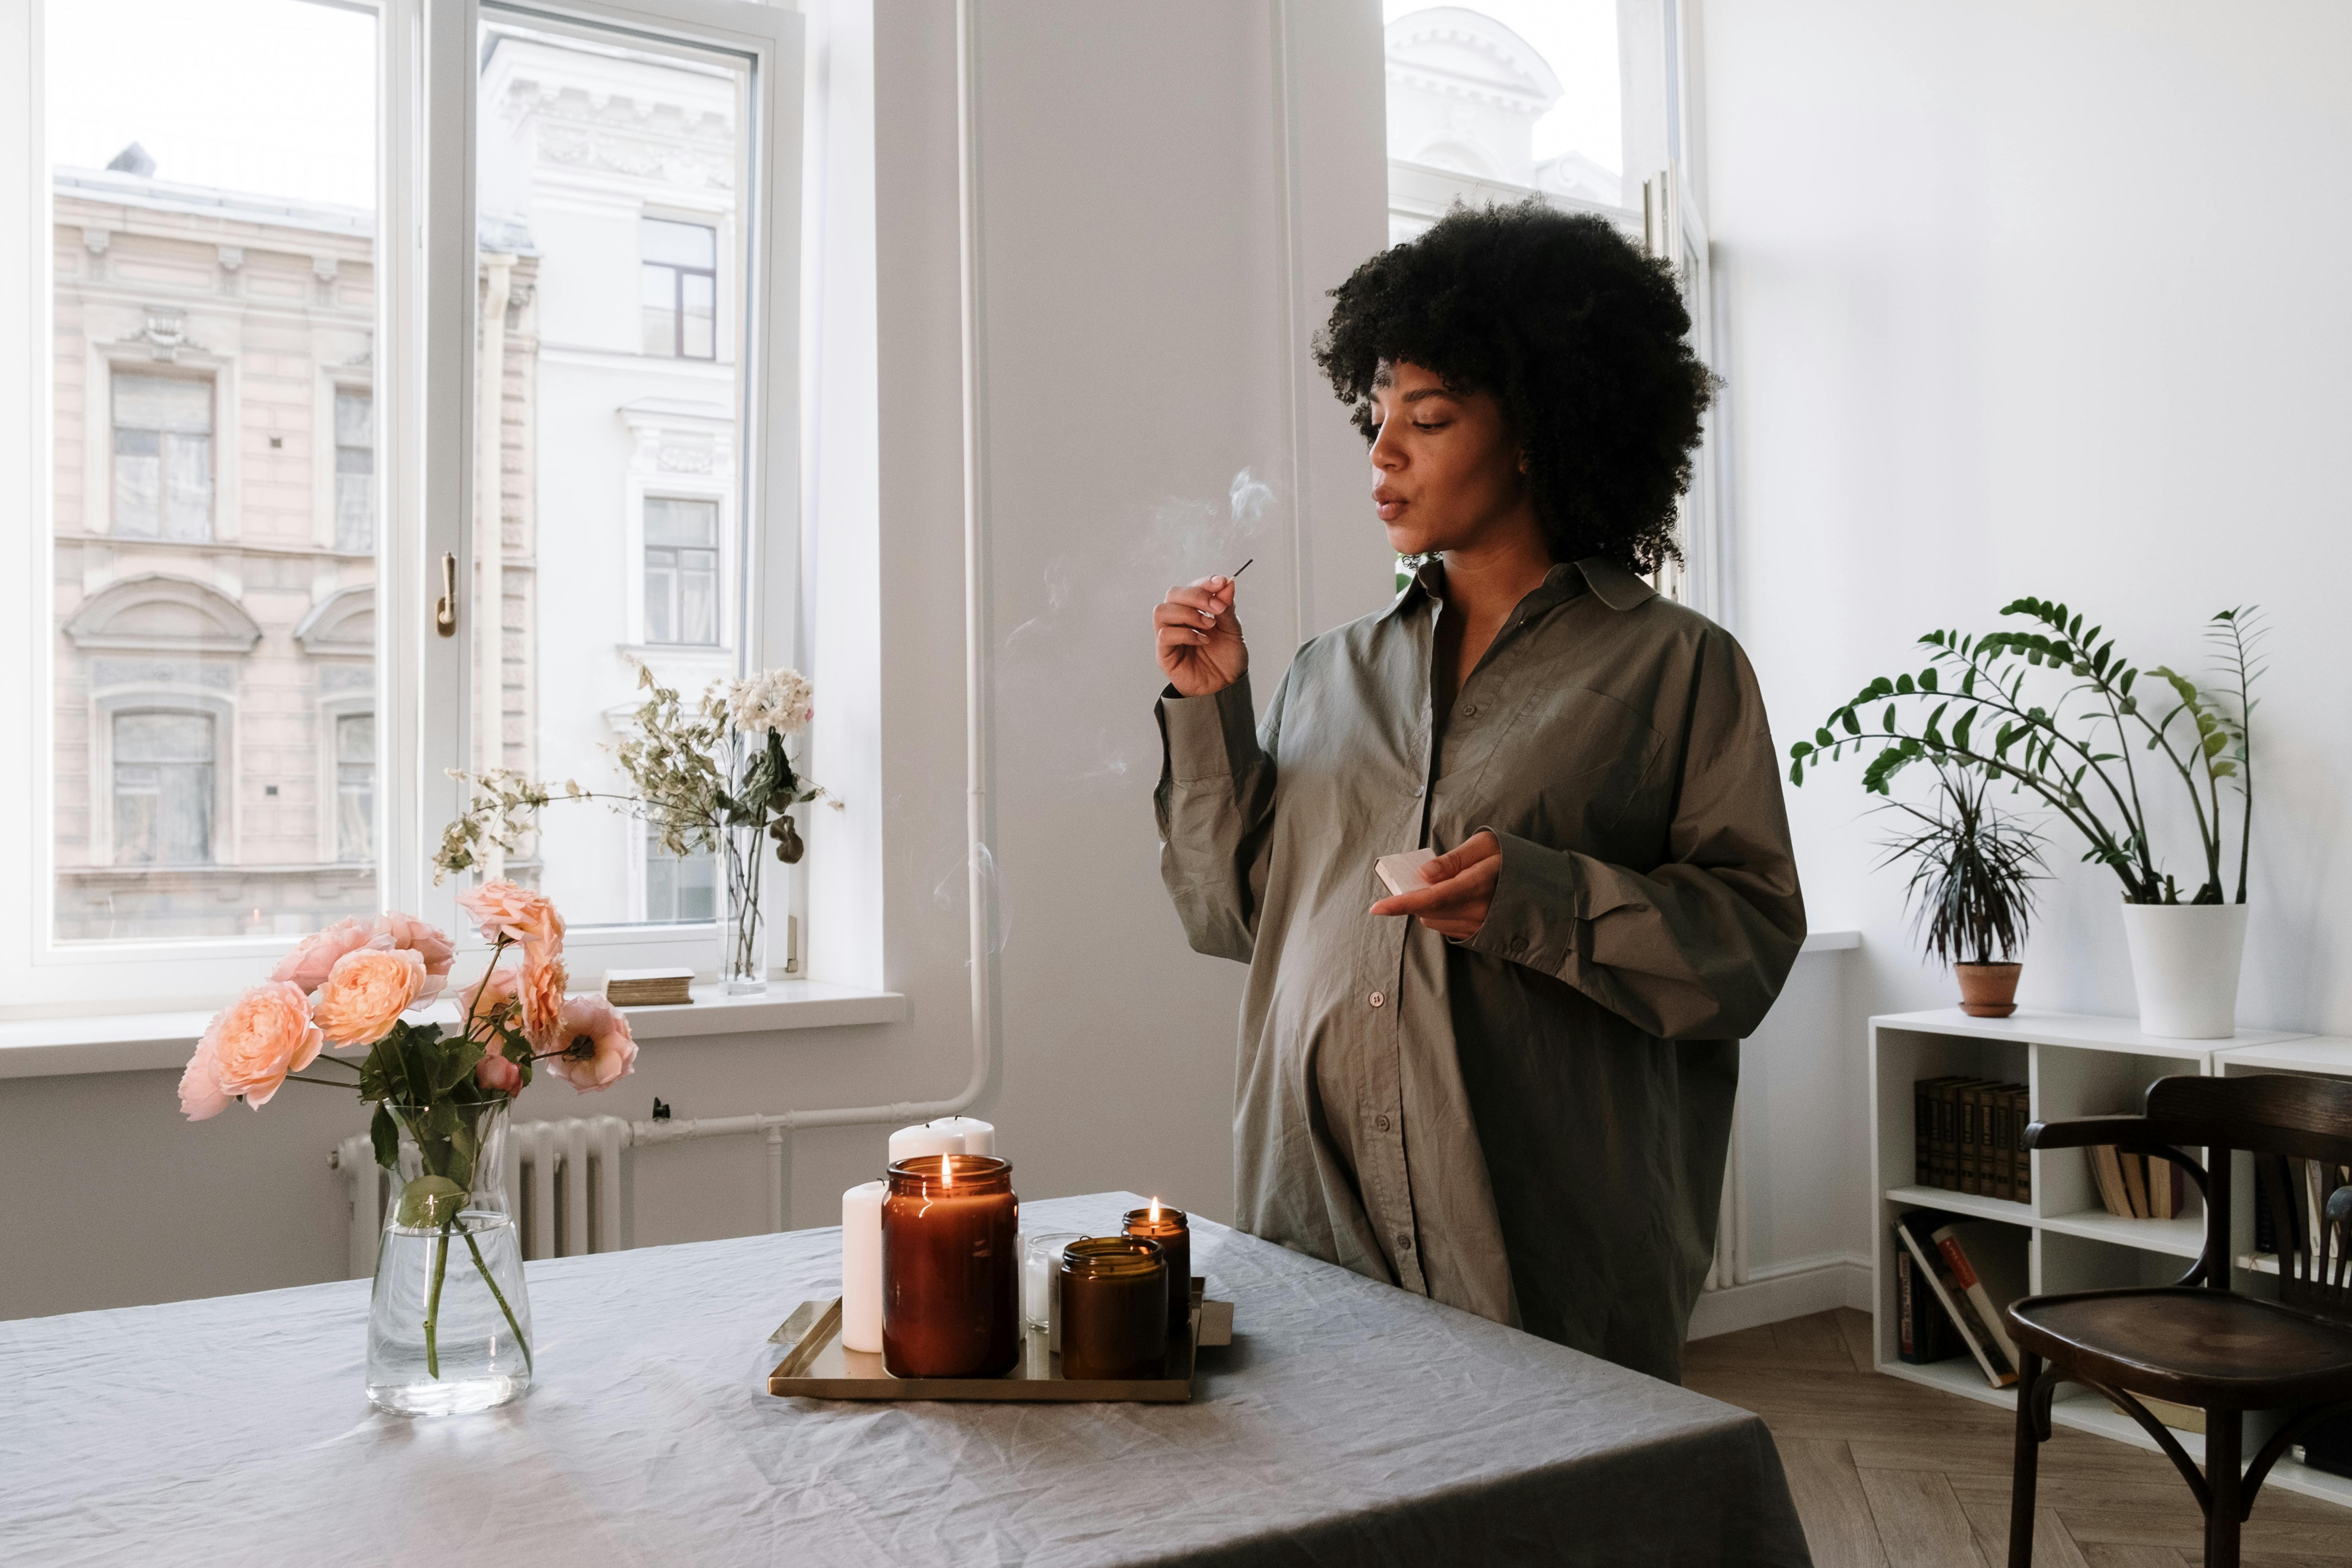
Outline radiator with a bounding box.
[331,1115,629,1279]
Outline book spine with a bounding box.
[1932,1223,2024,1374]
[1898,1215,2014,1389]
[1895,1242,1916,1360]
[1990,1086,2014,1203]
[2011,1089,2032,1205]
[1916,1081,1934,1189]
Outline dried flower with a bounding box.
[728,667,815,736]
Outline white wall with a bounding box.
[1701,0,2352,1274]
[0,0,1392,1320]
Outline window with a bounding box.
[335,711,374,864]
[643,841,717,924]
[12,0,799,1002]
[641,217,718,360]
[334,390,374,553]
[644,496,721,645]
[112,710,214,866]
[112,373,213,540]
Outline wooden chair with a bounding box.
[2005,1073,2352,1567]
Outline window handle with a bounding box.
[434,552,458,637]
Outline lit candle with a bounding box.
[881,1154,1020,1378]
[1057,1236,1169,1381]
[1122,1199,1191,1343]
[840,1180,885,1353]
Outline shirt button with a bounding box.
[1461,704,1479,717]
[1368,990,1385,1009]
[1395,1234,1414,1253]
[1374,1114,1392,1133]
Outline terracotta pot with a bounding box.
[1955,962,2021,1018]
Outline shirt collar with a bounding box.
[1381,555,1658,621]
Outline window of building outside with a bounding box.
[112,373,214,541]
[644,496,721,646]
[112,710,215,865]
[21,0,791,983]
[641,217,717,361]
[643,840,717,924]
[336,710,373,864]
[334,390,374,553]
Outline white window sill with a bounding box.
[1800,929,1861,954]
[0,980,905,1081]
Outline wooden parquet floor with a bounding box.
[1682,1309,2352,1568]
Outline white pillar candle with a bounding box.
[887,1124,964,1165]
[927,1116,995,1156]
[840,1180,886,1354]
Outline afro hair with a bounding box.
[1313,199,1713,575]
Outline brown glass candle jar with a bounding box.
[1058,1237,1169,1381]
[1122,1203,1191,1342]
[881,1155,1020,1379]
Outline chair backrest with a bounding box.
[2143,1074,2352,1324]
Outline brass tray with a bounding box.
[766,1278,1231,1402]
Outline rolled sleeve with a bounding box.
[1461,829,1629,977]
[1156,676,1261,784]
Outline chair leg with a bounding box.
[2009,1351,2042,1568]
[2205,1407,2242,1568]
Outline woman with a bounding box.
[1150,202,1804,1384]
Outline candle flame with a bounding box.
[943,1156,954,1189]
[1149,1196,1160,1222]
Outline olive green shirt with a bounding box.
[1153,557,1805,1384]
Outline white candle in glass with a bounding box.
[841,1180,886,1353]
[927,1116,996,1156]
[887,1124,963,1164]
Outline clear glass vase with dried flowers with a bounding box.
[435,663,824,995]
[174,884,638,1416]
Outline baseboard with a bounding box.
[1686,1252,1873,1341]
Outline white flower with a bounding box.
[728,667,815,736]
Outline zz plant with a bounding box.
[1789,599,2263,906]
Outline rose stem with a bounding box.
[464,1228,532,1375]
[424,1215,452,1379]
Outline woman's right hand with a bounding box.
[1155,575,1249,697]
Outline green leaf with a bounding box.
[1815,727,1834,748]
[1882,704,1897,732]
[1791,741,1816,759]
[1841,708,1862,737]
[1952,708,1975,750]
[1896,673,1916,695]
[370,1102,398,1171]
[1788,760,1804,786]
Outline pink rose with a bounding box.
[461,964,522,1045]
[375,911,456,1002]
[518,949,569,1053]
[544,995,637,1091]
[177,1037,234,1121]
[312,947,427,1047]
[456,880,566,955]
[476,1047,524,1096]
[202,982,323,1109]
[270,916,377,993]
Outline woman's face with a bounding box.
[1367,360,1533,558]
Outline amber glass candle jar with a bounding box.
[1122,1203,1191,1342]
[1058,1237,1169,1381]
[881,1155,1020,1379]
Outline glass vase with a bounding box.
[366,1100,533,1417]
[721,819,768,995]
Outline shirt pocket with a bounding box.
[1475,686,1666,849]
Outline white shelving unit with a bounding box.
[1869,1008,2352,1511]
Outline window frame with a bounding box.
[1,0,803,1010]
[639,212,720,362]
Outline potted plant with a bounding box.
[1789,600,2264,1038]
[1877,764,2046,1016]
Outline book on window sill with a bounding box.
[1894,1209,2017,1389]
[604,967,696,1007]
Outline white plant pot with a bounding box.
[2119,902,2249,1040]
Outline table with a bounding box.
[0,1193,1809,1566]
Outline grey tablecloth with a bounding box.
[0,1193,1809,1566]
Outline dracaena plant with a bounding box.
[1877,764,2046,967]
[1789,600,2264,906]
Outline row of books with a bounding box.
[1913,1077,2032,1203]
[2086,1145,2187,1220]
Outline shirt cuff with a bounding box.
[1156,674,1259,784]
[1462,828,1587,975]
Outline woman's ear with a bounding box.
[1517,450,1530,475]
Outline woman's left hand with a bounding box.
[1369,831,1501,939]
